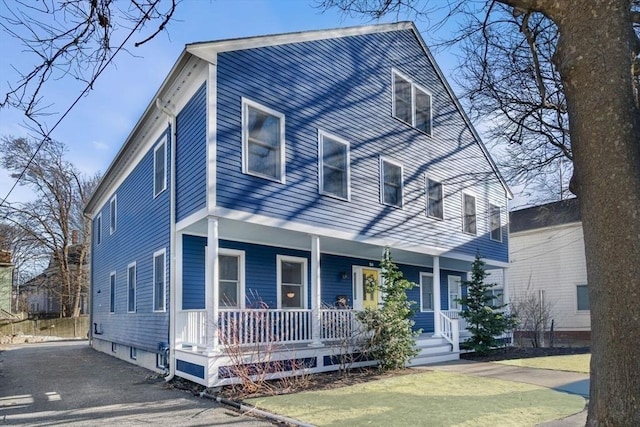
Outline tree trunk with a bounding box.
[551,2,640,424]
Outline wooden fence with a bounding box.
[0,316,89,339]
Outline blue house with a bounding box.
[85,22,511,387]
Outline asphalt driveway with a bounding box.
[0,340,270,426]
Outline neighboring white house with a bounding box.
[509,198,590,343]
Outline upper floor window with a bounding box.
[380,158,403,207]
[392,70,432,135]
[153,249,166,312]
[109,196,117,235]
[109,271,116,313]
[463,193,477,235]
[277,255,307,309]
[154,138,167,198]
[127,262,136,313]
[426,178,444,219]
[319,131,350,200]
[420,272,434,312]
[95,214,102,245]
[219,249,245,309]
[490,204,502,241]
[577,284,590,311]
[242,98,285,183]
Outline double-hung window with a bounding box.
[242,98,285,183]
[490,204,502,241]
[278,255,307,309]
[420,273,434,312]
[154,138,167,197]
[109,271,116,313]
[463,193,477,235]
[109,196,117,234]
[319,131,350,200]
[219,249,245,309]
[393,70,432,135]
[577,285,590,311]
[426,178,444,219]
[127,262,136,313]
[153,249,166,312]
[380,158,403,207]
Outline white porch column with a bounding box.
[309,235,323,347]
[206,216,219,353]
[432,255,442,337]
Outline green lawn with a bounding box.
[495,354,590,373]
[246,371,585,426]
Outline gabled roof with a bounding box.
[510,198,581,233]
[85,22,511,214]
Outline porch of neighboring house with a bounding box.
[172,216,506,387]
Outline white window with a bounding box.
[380,158,403,207]
[577,285,590,311]
[277,255,307,309]
[127,262,136,313]
[242,98,286,183]
[154,138,167,197]
[490,204,502,241]
[426,178,444,219]
[463,193,477,235]
[484,288,504,307]
[319,131,350,200]
[95,214,102,245]
[109,271,116,313]
[219,249,245,309]
[448,276,462,311]
[420,273,434,312]
[392,70,432,135]
[153,249,166,312]
[109,196,117,235]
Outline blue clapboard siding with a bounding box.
[182,235,206,310]
[176,83,207,222]
[216,29,508,263]
[91,130,171,352]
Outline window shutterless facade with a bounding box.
[380,158,403,207]
[153,249,166,312]
[392,70,432,135]
[154,138,167,198]
[319,131,350,200]
[218,249,245,309]
[420,272,434,311]
[242,98,286,183]
[426,178,444,219]
[463,193,477,235]
[490,204,502,241]
[109,196,117,234]
[109,271,116,313]
[277,255,307,309]
[127,262,136,313]
[96,214,102,244]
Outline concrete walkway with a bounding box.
[424,359,589,426]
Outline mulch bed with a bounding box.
[461,346,590,362]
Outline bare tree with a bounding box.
[320,1,640,424]
[0,136,100,317]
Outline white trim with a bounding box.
[447,275,462,311]
[352,266,382,310]
[318,130,351,201]
[462,192,477,235]
[276,255,308,309]
[127,261,137,313]
[109,270,116,314]
[419,272,434,312]
[153,248,167,312]
[109,195,117,235]
[95,213,103,245]
[207,62,217,214]
[176,207,209,231]
[218,248,246,309]
[153,137,168,198]
[241,98,286,184]
[489,203,503,242]
[379,156,404,208]
[425,176,444,220]
[391,68,433,137]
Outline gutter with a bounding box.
[156,98,177,382]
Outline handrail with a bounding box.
[438,311,460,353]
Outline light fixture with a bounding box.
[286,291,295,299]
[340,271,349,280]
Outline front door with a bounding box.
[353,267,381,310]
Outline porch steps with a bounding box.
[408,335,459,367]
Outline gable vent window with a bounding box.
[154,138,167,198]
[393,71,432,135]
[242,98,285,183]
[380,158,403,207]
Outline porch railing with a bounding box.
[218,309,312,345]
[439,311,460,352]
[441,310,469,333]
[320,309,360,341]
[176,310,208,348]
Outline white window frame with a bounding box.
[318,130,351,201]
[576,284,590,312]
[96,213,102,245]
[448,275,462,311]
[462,192,477,235]
[380,157,404,208]
[218,248,246,309]
[153,249,166,312]
[489,203,502,242]
[420,272,434,312]
[276,255,308,309]
[109,271,116,314]
[109,195,117,235]
[127,261,136,313]
[153,137,167,198]
[392,69,433,136]
[426,176,444,220]
[241,98,286,183]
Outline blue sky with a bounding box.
[0,0,471,203]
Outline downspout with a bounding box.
[156,98,177,381]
